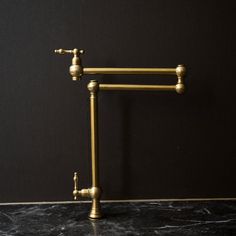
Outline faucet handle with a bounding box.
[73,172,79,200]
[54,48,84,56]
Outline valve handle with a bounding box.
[54,48,84,56]
[73,172,79,200]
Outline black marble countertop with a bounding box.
[0,200,236,235]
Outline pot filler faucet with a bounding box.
[54,48,186,219]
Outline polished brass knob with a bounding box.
[73,172,79,200]
[54,48,84,81]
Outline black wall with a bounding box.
[0,0,235,202]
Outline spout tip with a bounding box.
[72,76,79,81]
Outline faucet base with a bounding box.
[89,199,102,219]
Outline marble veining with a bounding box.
[0,201,236,235]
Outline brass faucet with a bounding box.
[54,48,186,219]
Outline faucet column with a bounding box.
[87,80,102,219]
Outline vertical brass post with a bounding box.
[87,80,102,219]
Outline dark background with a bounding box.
[0,0,235,202]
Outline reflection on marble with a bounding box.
[0,200,236,235]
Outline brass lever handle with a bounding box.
[73,172,79,200]
[54,48,84,56]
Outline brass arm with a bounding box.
[83,67,176,75]
[99,84,184,94]
[99,84,176,91]
[55,48,186,81]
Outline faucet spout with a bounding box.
[54,48,84,81]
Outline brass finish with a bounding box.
[54,49,186,84]
[175,64,186,94]
[72,80,102,219]
[73,172,79,200]
[99,84,176,91]
[55,48,84,81]
[83,67,176,75]
[54,48,84,55]
[54,47,186,220]
[87,80,99,188]
[87,80,102,219]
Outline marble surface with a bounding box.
[0,200,236,235]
